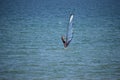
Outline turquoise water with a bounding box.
[0,0,120,80]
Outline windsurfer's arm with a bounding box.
[66,39,72,47]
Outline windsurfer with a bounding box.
[61,14,74,48]
[61,36,70,48]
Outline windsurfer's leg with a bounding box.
[61,36,65,43]
[61,36,67,48]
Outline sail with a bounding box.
[66,14,74,43]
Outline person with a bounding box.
[61,36,71,48]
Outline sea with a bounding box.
[0,0,120,80]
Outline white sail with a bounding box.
[66,14,74,43]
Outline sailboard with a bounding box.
[61,14,74,48]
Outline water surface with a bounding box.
[0,0,120,80]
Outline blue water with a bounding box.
[0,0,120,80]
